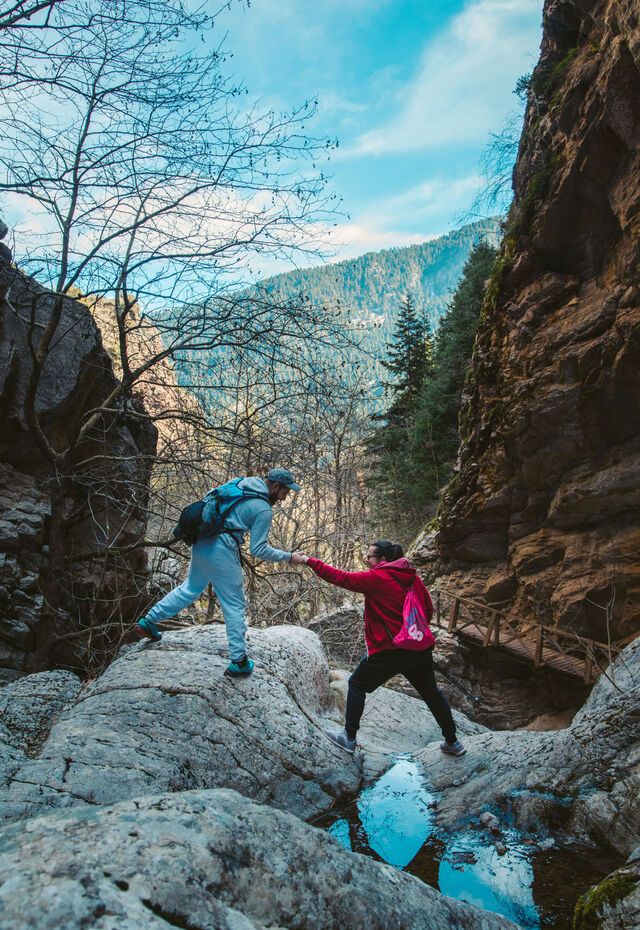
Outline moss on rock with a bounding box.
[573,871,637,930]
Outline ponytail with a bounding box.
[371,539,404,562]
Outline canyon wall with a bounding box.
[0,224,157,680]
[428,0,640,642]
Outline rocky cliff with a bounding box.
[0,224,157,680]
[430,0,640,642]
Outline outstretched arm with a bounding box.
[249,508,291,562]
[306,557,376,594]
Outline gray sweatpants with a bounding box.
[144,537,247,661]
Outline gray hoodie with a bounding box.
[220,476,291,563]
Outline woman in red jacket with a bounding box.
[295,540,465,756]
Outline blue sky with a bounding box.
[213,0,544,261]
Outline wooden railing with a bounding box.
[432,586,630,685]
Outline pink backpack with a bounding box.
[393,584,436,651]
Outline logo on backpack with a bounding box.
[393,587,436,651]
[172,479,270,546]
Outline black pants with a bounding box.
[345,648,457,743]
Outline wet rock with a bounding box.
[0,788,520,930]
[0,626,361,823]
[480,812,500,831]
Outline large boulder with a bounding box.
[0,670,81,755]
[0,787,519,930]
[0,670,81,792]
[415,637,640,855]
[0,626,361,822]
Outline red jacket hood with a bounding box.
[373,558,416,587]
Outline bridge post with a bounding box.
[534,626,544,667]
[448,598,460,633]
[483,611,497,647]
[584,642,594,684]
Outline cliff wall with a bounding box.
[0,224,157,680]
[430,0,640,641]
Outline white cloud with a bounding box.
[344,0,541,157]
[321,173,482,260]
[373,174,483,221]
[327,222,428,260]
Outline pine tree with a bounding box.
[367,293,430,536]
[409,240,498,506]
[381,293,427,419]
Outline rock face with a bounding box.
[415,636,640,857]
[0,626,361,823]
[308,603,366,667]
[0,235,157,678]
[0,788,518,930]
[0,670,81,756]
[429,0,640,642]
[0,465,50,683]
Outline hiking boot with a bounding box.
[326,728,357,754]
[440,738,466,757]
[134,617,162,642]
[224,656,254,678]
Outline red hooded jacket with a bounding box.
[307,556,434,656]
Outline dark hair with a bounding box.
[371,539,404,562]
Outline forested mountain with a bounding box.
[257,218,502,355]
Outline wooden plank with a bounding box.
[446,596,610,682]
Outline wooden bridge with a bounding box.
[432,588,632,685]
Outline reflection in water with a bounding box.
[438,833,539,929]
[322,758,622,930]
[357,757,436,867]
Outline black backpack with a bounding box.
[172,478,270,546]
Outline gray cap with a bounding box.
[266,468,301,492]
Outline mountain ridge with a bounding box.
[256,218,502,333]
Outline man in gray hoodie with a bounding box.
[134,469,300,677]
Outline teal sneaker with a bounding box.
[224,656,254,678]
[134,617,162,642]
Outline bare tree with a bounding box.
[0,0,352,670]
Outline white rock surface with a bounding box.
[0,787,520,930]
[0,626,360,822]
